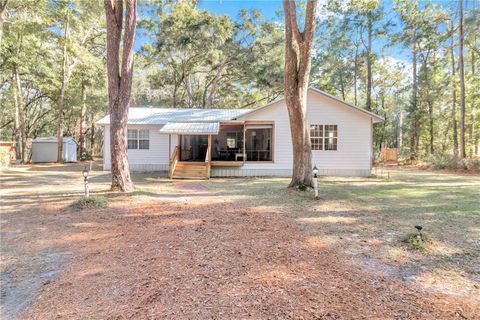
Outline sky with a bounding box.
[136,0,409,62]
[135,0,459,67]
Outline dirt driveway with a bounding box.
[1,163,478,319]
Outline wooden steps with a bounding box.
[171,162,208,179]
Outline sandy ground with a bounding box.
[1,163,479,319]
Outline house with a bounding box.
[97,88,383,179]
[32,137,77,163]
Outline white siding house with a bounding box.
[97,88,383,178]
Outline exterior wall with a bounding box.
[232,90,373,177]
[32,141,77,163]
[307,91,373,172]
[101,90,375,176]
[102,125,177,172]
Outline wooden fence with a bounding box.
[0,142,16,167]
[380,148,399,162]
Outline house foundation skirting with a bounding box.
[103,163,168,173]
[211,168,372,177]
[103,163,371,177]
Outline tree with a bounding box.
[350,0,386,112]
[394,0,447,160]
[450,23,459,158]
[54,1,103,162]
[0,0,8,46]
[104,0,136,192]
[458,0,466,159]
[283,0,318,188]
[137,2,283,109]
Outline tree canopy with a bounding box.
[0,0,478,163]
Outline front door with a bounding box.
[180,135,208,161]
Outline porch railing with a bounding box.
[168,146,180,178]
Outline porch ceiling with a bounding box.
[159,122,220,135]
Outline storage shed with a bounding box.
[32,137,77,163]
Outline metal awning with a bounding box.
[159,122,220,135]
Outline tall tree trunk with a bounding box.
[450,33,459,159]
[104,0,136,192]
[424,57,434,156]
[12,66,25,162]
[90,116,95,157]
[409,26,418,160]
[13,68,27,163]
[283,0,317,189]
[428,100,434,155]
[398,110,403,151]
[366,14,373,111]
[458,0,466,159]
[0,0,8,46]
[354,43,359,106]
[470,0,477,156]
[79,79,87,160]
[57,10,70,163]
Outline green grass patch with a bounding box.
[401,231,431,251]
[70,195,109,210]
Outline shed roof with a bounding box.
[96,108,248,126]
[32,137,76,143]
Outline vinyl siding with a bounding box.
[235,90,373,176]
[101,90,375,176]
[32,140,77,163]
[307,92,373,170]
[238,100,292,170]
[103,125,176,172]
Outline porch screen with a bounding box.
[245,125,273,161]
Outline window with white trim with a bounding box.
[310,125,337,151]
[128,129,149,150]
[310,124,324,150]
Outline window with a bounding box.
[128,129,149,150]
[310,125,337,151]
[138,129,150,149]
[324,125,337,150]
[310,125,323,150]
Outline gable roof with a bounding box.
[96,88,383,126]
[96,108,248,126]
[237,87,384,123]
[32,136,76,143]
[309,87,384,122]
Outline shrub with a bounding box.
[294,183,310,191]
[80,152,93,161]
[401,231,431,251]
[430,153,480,171]
[70,195,108,210]
[464,158,480,170]
[431,153,458,170]
[0,148,9,167]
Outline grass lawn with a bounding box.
[1,163,479,318]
